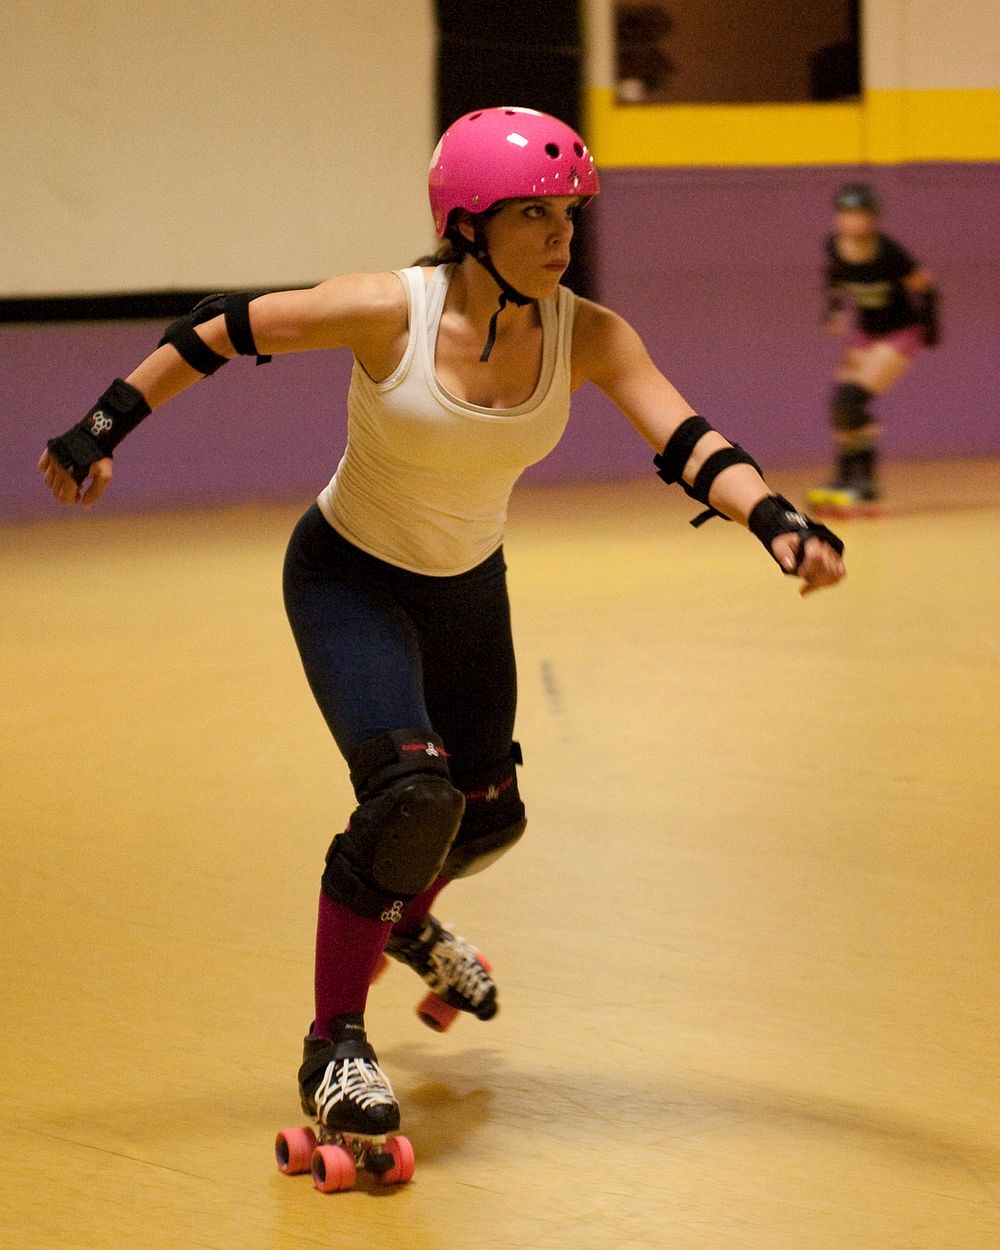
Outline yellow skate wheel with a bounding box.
[806,486,832,509]
[824,487,857,511]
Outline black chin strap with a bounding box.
[479,291,510,363]
[469,222,534,362]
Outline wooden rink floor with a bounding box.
[3,459,998,1250]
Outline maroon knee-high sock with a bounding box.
[391,876,450,937]
[313,891,392,1038]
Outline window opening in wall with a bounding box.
[614,0,860,104]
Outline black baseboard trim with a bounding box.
[1,287,311,324]
[0,291,222,323]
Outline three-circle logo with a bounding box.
[89,410,114,436]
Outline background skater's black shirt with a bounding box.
[825,233,919,335]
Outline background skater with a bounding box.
[810,181,939,516]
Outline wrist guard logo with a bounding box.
[87,410,114,437]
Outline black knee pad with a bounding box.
[347,728,452,801]
[443,751,527,878]
[831,382,873,432]
[322,730,465,921]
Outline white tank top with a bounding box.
[317,265,577,575]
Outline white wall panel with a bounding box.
[1,1,436,294]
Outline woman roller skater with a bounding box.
[39,107,846,1175]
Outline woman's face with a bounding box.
[479,196,582,297]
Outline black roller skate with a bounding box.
[380,914,497,1032]
[809,443,882,518]
[275,1014,414,1192]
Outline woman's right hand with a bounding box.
[824,310,849,338]
[37,447,113,507]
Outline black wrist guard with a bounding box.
[748,494,845,574]
[654,416,763,527]
[46,379,151,484]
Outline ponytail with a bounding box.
[411,237,465,267]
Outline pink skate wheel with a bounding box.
[312,1143,357,1192]
[417,992,459,1032]
[275,1125,317,1175]
[375,1135,416,1185]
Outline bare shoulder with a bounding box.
[313,270,411,369]
[570,295,649,390]
[253,270,409,355]
[567,293,694,442]
[307,269,409,326]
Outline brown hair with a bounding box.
[411,236,466,267]
[410,203,507,266]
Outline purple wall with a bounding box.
[5,161,998,522]
[5,323,360,521]
[590,162,1000,467]
[3,319,641,523]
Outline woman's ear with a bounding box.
[455,212,475,245]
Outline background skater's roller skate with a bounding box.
[275,1014,415,1192]
[377,914,497,1032]
[807,478,882,518]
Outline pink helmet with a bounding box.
[428,106,600,237]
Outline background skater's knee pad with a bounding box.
[831,382,873,432]
[444,754,527,878]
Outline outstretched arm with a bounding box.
[572,300,846,595]
[39,273,407,507]
[902,267,940,347]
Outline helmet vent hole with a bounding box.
[470,112,482,121]
[573,142,585,157]
[545,143,561,159]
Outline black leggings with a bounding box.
[282,504,518,787]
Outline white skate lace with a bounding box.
[429,929,491,1006]
[313,1057,397,1124]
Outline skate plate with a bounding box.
[275,1123,415,1192]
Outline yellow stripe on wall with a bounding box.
[587,87,1000,167]
[865,89,1000,163]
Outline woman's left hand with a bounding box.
[772,532,846,596]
